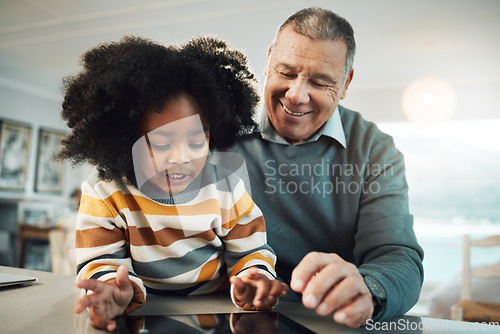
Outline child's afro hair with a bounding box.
[58,35,260,186]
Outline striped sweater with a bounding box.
[75,163,276,313]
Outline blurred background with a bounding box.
[0,0,499,318]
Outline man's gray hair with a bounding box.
[273,7,356,81]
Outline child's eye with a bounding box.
[189,143,206,150]
[151,143,170,151]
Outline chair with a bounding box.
[451,234,500,322]
[49,228,76,275]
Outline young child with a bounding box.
[59,36,288,331]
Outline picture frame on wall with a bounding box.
[0,120,31,191]
[35,128,65,193]
[17,201,54,225]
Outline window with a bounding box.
[378,119,500,283]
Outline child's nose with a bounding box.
[167,144,189,164]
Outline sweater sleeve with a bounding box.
[355,135,424,321]
[216,179,277,308]
[75,178,146,314]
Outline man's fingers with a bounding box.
[333,293,374,328]
[302,261,358,309]
[290,252,339,292]
[313,273,367,316]
[292,252,374,329]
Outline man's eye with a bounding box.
[279,71,294,78]
[312,81,328,88]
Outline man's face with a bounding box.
[136,94,210,195]
[264,26,353,145]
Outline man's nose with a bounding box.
[285,78,310,105]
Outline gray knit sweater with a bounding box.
[232,105,424,321]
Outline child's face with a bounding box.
[136,93,210,195]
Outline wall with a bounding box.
[0,83,92,266]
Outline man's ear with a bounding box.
[340,68,354,100]
[264,46,273,77]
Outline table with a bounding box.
[0,265,499,333]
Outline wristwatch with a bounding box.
[363,275,386,317]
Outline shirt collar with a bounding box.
[260,106,347,148]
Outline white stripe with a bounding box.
[130,238,223,262]
[224,232,269,253]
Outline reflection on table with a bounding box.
[0,266,499,334]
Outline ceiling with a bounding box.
[1,0,499,121]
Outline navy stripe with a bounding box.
[145,282,208,296]
[90,270,138,280]
[76,248,129,273]
[236,265,276,279]
[223,244,275,268]
[132,244,224,279]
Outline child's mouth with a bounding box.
[165,172,190,185]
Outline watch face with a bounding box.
[364,276,386,300]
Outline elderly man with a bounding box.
[234,7,424,328]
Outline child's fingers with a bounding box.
[107,321,117,332]
[75,294,92,313]
[252,277,272,307]
[88,307,116,331]
[115,265,132,291]
[281,282,289,296]
[75,299,87,314]
[75,292,104,313]
[245,267,259,278]
[230,276,246,295]
[76,278,107,294]
[266,280,289,301]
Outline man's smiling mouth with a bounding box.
[282,103,310,117]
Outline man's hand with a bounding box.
[290,252,374,328]
[75,265,134,332]
[230,267,288,310]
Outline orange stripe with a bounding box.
[83,191,222,217]
[140,277,158,284]
[223,216,265,240]
[128,226,216,247]
[75,227,125,248]
[104,193,142,213]
[79,195,115,218]
[197,314,217,329]
[83,263,118,280]
[195,256,220,283]
[221,191,254,229]
[230,252,275,277]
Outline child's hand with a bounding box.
[230,267,288,311]
[75,265,134,332]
